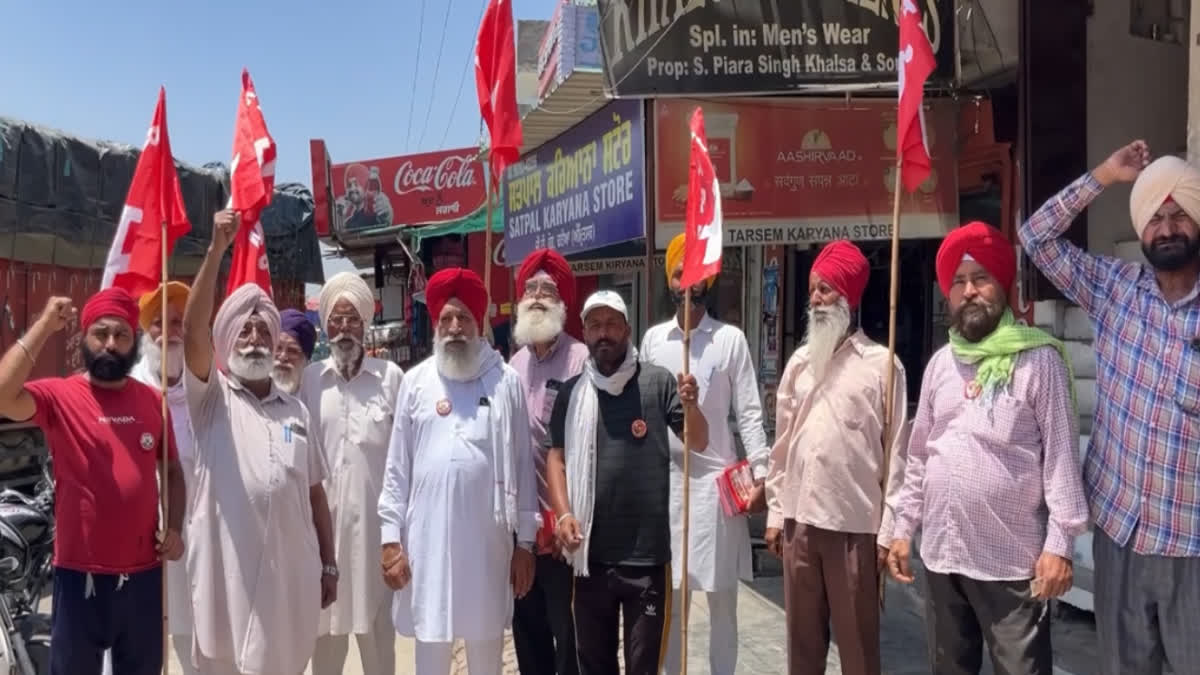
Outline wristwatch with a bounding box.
[322,564,339,578]
[517,540,535,553]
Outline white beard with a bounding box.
[229,347,273,383]
[435,336,484,381]
[804,297,852,382]
[271,364,303,394]
[512,298,566,347]
[141,334,184,383]
[331,334,364,376]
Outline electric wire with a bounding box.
[404,0,429,152]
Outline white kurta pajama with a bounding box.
[184,363,328,675]
[300,356,404,675]
[640,313,770,675]
[378,346,538,675]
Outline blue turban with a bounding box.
[280,309,316,359]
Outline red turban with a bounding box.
[425,268,488,328]
[515,249,577,310]
[935,222,1016,296]
[811,240,870,309]
[81,287,139,332]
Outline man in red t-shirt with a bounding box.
[0,289,185,675]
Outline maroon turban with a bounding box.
[425,268,488,328]
[811,240,870,309]
[81,287,140,333]
[515,249,577,310]
[935,222,1016,297]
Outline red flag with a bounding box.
[474,0,522,191]
[897,0,936,193]
[225,69,277,297]
[101,88,190,298]
[679,108,723,290]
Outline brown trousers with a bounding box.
[782,520,881,675]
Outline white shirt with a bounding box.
[130,359,195,637]
[184,363,328,675]
[378,355,536,642]
[640,313,769,591]
[300,356,403,636]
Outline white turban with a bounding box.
[1130,156,1200,237]
[319,272,375,330]
[213,284,280,374]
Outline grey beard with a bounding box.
[332,337,364,376]
[141,334,184,383]
[513,300,566,347]
[435,337,483,381]
[804,299,852,381]
[229,350,273,382]
[271,366,302,394]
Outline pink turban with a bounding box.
[212,283,280,374]
[935,222,1015,297]
[811,240,869,309]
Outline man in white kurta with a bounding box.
[379,268,538,675]
[304,273,403,675]
[181,210,337,675]
[642,234,769,675]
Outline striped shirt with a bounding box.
[1019,172,1200,557]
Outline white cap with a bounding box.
[580,290,628,322]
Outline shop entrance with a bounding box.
[789,240,940,414]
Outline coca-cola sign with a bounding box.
[328,147,487,232]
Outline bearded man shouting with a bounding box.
[888,223,1088,675]
[508,249,588,675]
[378,268,537,675]
[765,240,906,675]
[303,272,403,675]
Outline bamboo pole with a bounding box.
[483,165,495,344]
[880,162,903,608]
[159,222,170,674]
[679,288,692,675]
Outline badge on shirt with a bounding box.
[964,380,982,400]
[631,419,648,439]
[436,399,452,416]
[139,432,155,452]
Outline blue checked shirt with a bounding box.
[1019,172,1200,556]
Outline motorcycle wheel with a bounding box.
[23,636,48,675]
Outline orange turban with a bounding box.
[935,222,1015,297]
[664,233,716,288]
[137,281,190,331]
[516,249,576,311]
[811,240,870,309]
[425,268,488,328]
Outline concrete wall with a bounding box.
[1087,0,1189,257]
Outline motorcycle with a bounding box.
[0,460,54,674]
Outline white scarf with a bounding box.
[437,340,520,534]
[564,344,638,577]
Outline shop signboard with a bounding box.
[539,1,604,99]
[595,0,954,96]
[504,98,646,264]
[327,147,487,234]
[653,97,958,248]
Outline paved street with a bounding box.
[162,552,1100,674]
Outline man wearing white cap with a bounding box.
[545,290,707,675]
[303,272,404,675]
[1019,142,1200,673]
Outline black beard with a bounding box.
[81,340,138,382]
[952,301,1003,343]
[587,339,627,373]
[670,284,710,309]
[1143,234,1200,271]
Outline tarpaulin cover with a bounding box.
[0,117,323,283]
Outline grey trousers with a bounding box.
[924,571,1052,675]
[1094,528,1200,675]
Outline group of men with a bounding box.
[1,139,1198,675]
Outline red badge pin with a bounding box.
[964,381,982,400]
[631,419,647,439]
[436,399,452,416]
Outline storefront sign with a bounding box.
[653,97,958,248]
[329,148,486,233]
[504,98,646,265]
[568,253,665,276]
[595,0,953,96]
[539,2,604,99]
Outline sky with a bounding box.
[1,0,558,281]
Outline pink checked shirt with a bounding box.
[891,344,1089,581]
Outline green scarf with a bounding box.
[948,309,1077,410]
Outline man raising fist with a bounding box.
[0,291,185,675]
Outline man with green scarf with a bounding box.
[885,222,1088,675]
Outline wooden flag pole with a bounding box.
[483,172,495,344]
[680,287,693,675]
[159,222,170,674]
[880,162,903,608]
